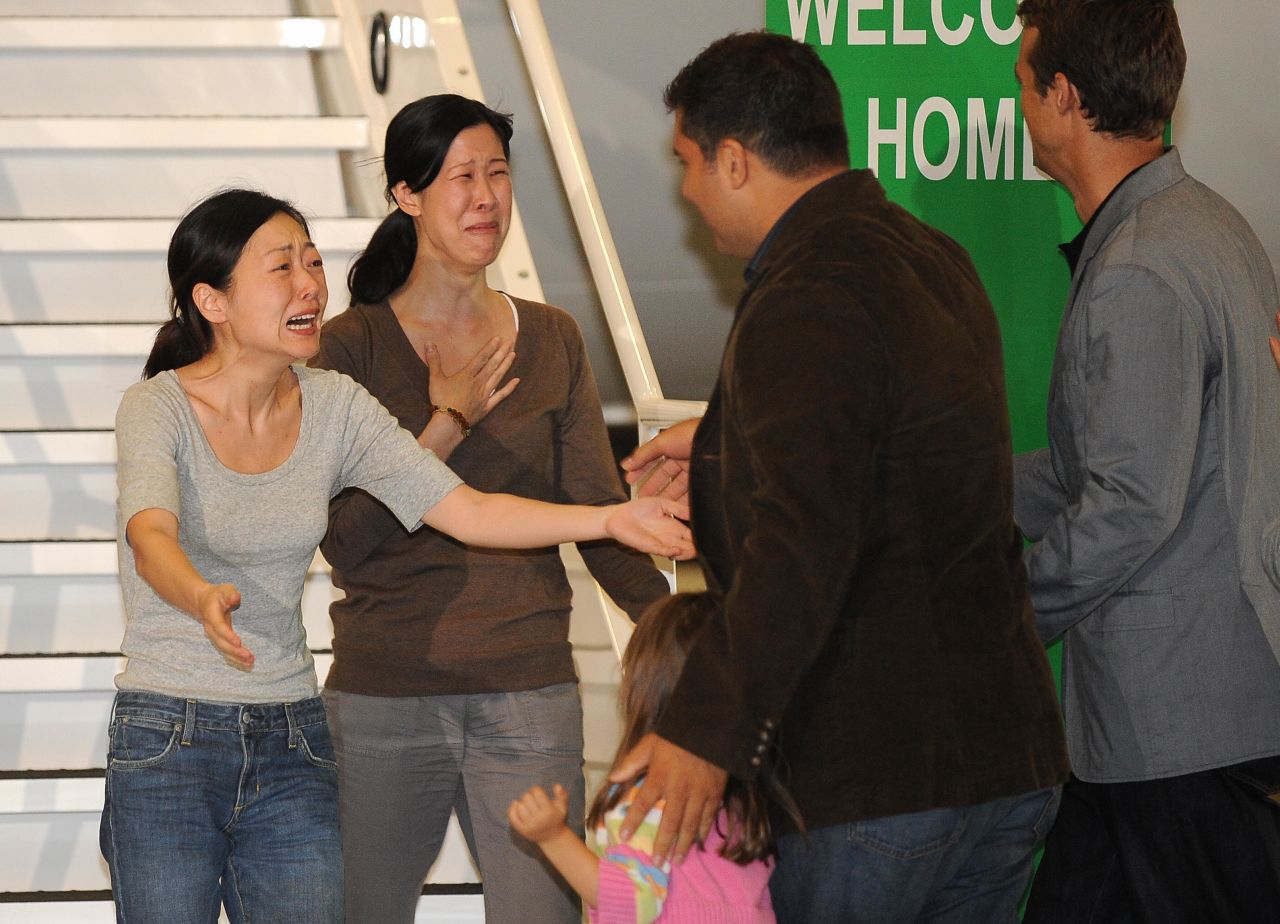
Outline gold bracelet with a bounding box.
[430,404,471,438]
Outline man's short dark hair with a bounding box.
[664,32,849,177]
[1018,0,1185,140]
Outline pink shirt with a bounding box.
[590,788,775,924]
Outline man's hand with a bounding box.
[621,418,701,501]
[609,732,728,863]
[1269,311,1280,372]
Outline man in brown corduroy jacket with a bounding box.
[613,31,1070,923]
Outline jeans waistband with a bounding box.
[111,690,327,734]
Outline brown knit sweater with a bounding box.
[309,297,669,695]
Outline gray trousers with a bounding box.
[324,684,586,924]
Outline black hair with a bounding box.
[664,31,849,176]
[346,94,514,306]
[143,188,310,379]
[1018,0,1185,140]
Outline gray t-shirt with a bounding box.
[114,365,462,703]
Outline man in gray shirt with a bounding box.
[1012,1,1280,919]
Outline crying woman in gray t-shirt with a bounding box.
[102,188,693,924]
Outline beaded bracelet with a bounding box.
[430,404,472,438]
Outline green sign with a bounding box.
[766,0,1079,454]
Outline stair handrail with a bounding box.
[503,0,669,409]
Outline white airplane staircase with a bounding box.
[0,1,694,920]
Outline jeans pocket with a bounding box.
[323,689,408,759]
[514,683,584,757]
[848,806,967,860]
[108,716,181,769]
[296,721,339,772]
[1033,786,1064,841]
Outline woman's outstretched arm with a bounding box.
[422,487,694,560]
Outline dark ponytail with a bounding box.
[345,209,417,308]
[347,94,513,307]
[144,188,310,379]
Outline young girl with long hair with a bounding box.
[509,592,778,923]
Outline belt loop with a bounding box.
[181,699,196,746]
[284,701,299,749]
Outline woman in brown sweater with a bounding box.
[310,94,670,924]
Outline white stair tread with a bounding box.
[0,902,115,924]
[0,654,333,693]
[0,218,381,253]
[0,16,341,50]
[0,542,330,578]
[0,431,115,465]
[0,325,154,358]
[0,542,116,577]
[0,656,123,693]
[0,775,102,815]
[0,116,368,151]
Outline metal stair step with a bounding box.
[0,432,115,466]
[0,325,153,358]
[0,218,381,254]
[0,116,368,151]
[0,16,341,51]
[0,542,330,578]
[0,572,338,656]
[0,654,333,694]
[0,772,104,815]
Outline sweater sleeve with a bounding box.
[590,789,670,924]
[311,312,425,571]
[549,313,670,620]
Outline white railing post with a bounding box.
[504,0,664,406]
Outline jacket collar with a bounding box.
[744,169,883,291]
[1071,146,1187,278]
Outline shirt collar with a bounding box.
[744,170,851,284]
[1058,155,1160,275]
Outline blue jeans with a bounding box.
[325,683,585,924]
[771,786,1061,923]
[99,691,343,924]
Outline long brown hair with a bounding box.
[588,592,794,863]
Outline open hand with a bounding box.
[425,336,519,427]
[509,783,571,844]
[605,497,694,560]
[197,583,252,669]
[621,418,700,501]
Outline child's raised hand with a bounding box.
[508,783,571,845]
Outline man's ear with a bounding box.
[717,138,750,190]
[1051,71,1080,117]
[391,180,422,217]
[192,282,227,326]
